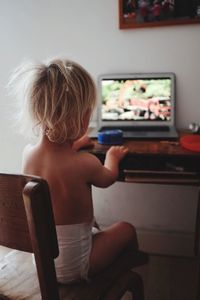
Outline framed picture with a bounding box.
[119,0,200,29]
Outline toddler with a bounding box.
[9,58,138,283]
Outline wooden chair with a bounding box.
[0,173,149,300]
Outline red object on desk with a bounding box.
[180,134,200,152]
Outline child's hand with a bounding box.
[104,146,128,181]
[106,146,128,162]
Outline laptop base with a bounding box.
[89,127,179,140]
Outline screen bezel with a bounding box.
[98,72,176,127]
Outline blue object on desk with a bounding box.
[97,130,123,145]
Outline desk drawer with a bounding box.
[124,169,200,185]
[121,154,200,173]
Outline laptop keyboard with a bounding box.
[100,126,170,132]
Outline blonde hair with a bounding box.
[8,58,96,143]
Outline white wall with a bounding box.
[0,0,200,254]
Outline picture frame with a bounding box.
[119,0,200,29]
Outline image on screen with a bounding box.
[101,78,172,121]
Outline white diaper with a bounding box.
[55,221,94,284]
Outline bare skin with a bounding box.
[22,134,138,275]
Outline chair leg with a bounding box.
[127,271,144,300]
[102,271,144,300]
[196,258,200,300]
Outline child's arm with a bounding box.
[87,146,128,187]
[104,146,128,179]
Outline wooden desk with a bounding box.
[88,136,200,297]
[89,138,200,185]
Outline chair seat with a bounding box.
[0,246,148,300]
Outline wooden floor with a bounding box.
[134,254,198,300]
[0,246,198,300]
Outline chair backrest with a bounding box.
[0,173,60,300]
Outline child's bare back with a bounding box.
[22,140,94,225]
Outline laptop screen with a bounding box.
[99,73,175,126]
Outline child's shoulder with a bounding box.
[22,143,37,170]
[22,143,35,158]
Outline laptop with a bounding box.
[89,72,178,140]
